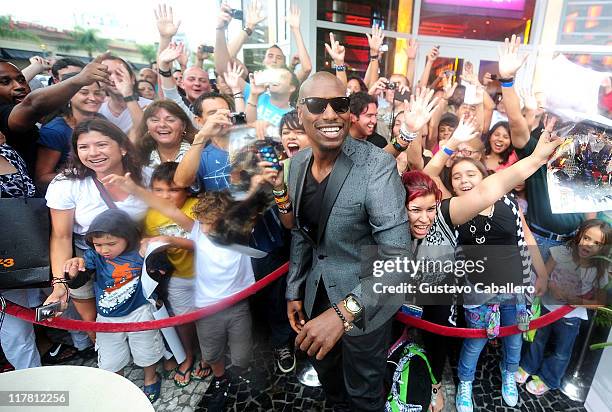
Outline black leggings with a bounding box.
[421,305,461,383]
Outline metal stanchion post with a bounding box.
[560,311,597,402]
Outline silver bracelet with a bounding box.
[399,126,418,143]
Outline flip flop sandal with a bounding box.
[143,373,162,403]
[174,365,193,388]
[42,343,77,365]
[191,360,212,381]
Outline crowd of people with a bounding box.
[0,2,610,412]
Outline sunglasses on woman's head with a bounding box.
[298,97,350,114]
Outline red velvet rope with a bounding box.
[3,261,574,338]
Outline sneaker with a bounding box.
[515,366,530,385]
[456,380,473,412]
[526,376,550,396]
[203,375,229,412]
[274,344,296,373]
[501,368,519,407]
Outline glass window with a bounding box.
[243,47,268,72]
[316,28,397,78]
[558,1,612,46]
[317,0,409,32]
[240,0,270,45]
[418,0,536,42]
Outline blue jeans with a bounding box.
[458,305,523,382]
[520,308,581,389]
[531,232,563,262]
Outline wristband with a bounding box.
[247,101,257,108]
[243,26,253,36]
[391,137,408,152]
[442,146,455,156]
[501,80,514,88]
[399,126,418,143]
[123,94,138,103]
[233,94,244,99]
[370,54,379,61]
[272,186,287,197]
[158,68,172,78]
[332,303,353,332]
[334,64,346,72]
[277,203,293,214]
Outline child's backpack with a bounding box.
[385,342,436,412]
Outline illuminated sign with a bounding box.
[425,0,525,12]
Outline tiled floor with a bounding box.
[29,325,589,412]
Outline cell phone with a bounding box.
[253,69,280,86]
[230,112,247,125]
[380,44,389,52]
[199,45,214,54]
[35,301,62,322]
[229,8,244,20]
[444,70,455,77]
[256,143,282,171]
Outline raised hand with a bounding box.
[195,45,209,62]
[405,38,418,60]
[111,64,134,97]
[101,172,139,193]
[443,78,458,100]
[224,61,245,93]
[532,118,563,164]
[324,32,345,65]
[520,88,538,111]
[249,72,267,96]
[177,47,190,68]
[498,34,528,78]
[217,3,233,30]
[427,46,439,62]
[284,4,301,30]
[63,258,86,280]
[368,77,388,96]
[246,0,266,30]
[449,116,480,143]
[482,72,494,87]
[74,51,111,86]
[365,25,385,57]
[402,88,439,133]
[158,42,184,68]
[29,56,52,72]
[290,54,300,69]
[195,109,233,143]
[154,4,181,39]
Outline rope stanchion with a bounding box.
[3,262,289,333]
[3,260,574,339]
[395,305,575,338]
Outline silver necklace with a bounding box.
[469,204,495,244]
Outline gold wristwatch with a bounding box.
[343,294,363,321]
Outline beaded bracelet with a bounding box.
[335,64,346,72]
[277,202,293,214]
[332,303,353,332]
[272,186,287,197]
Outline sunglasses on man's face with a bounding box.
[299,97,350,115]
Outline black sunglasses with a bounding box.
[299,97,350,114]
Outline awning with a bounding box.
[55,54,91,64]
[1,48,39,60]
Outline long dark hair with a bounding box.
[566,219,611,288]
[65,118,143,185]
[484,121,514,165]
[135,100,198,162]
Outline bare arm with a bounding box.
[8,56,110,132]
[214,4,236,81]
[418,47,439,88]
[405,39,418,88]
[22,57,51,83]
[364,25,384,88]
[498,35,530,149]
[286,5,312,83]
[325,33,347,87]
[42,208,76,309]
[35,147,62,185]
[174,110,232,187]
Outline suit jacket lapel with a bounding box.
[316,150,353,245]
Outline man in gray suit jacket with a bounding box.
[286,72,412,411]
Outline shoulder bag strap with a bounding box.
[93,178,118,209]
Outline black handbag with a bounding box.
[0,197,51,289]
